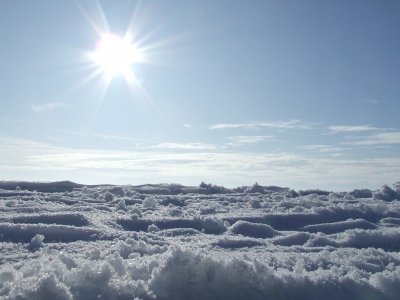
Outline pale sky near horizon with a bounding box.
[1,0,400,191]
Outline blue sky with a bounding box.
[1,0,400,190]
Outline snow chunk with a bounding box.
[29,234,45,250]
[373,184,399,201]
[380,217,400,226]
[8,274,72,300]
[104,191,114,202]
[81,186,91,195]
[58,253,78,270]
[148,224,160,233]
[168,207,183,217]
[301,219,377,234]
[158,196,185,207]
[214,237,265,248]
[299,189,330,196]
[109,186,125,197]
[67,261,113,294]
[130,206,143,218]
[306,228,400,251]
[273,232,311,246]
[143,197,158,208]
[5,200,16,207]
[348,189,372,198]
[202,217,226,234]
[199,181,232,194]
[116,199,127,211]
[230,221,280,238]
[245,182,265,193]
[249,199,261,208]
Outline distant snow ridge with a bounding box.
[0,181,400,299]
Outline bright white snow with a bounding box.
[0,181,400,299]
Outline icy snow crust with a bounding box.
[0,181,400,299]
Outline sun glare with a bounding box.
[74,0,171,119]
[93,34,142,78]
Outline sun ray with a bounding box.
[95,0,111,34]
[73,0,111,38]
[86,75,113,132]
[124,0,146,41]
[62,66,105,95]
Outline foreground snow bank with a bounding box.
[1,243,400,300]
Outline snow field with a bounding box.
[0,181,400,299]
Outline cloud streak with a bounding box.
[366,99,378,104]
[31,102,71,113]
[209,120,312,130]
[227,136,272,146]
[152,143,217,150]
[344,132,400,145]
[329,125,378,133]
[300,145,348,153]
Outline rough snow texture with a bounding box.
[0,181,400,299]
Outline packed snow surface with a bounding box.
[1,181,400,299]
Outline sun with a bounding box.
[92,34,142,78]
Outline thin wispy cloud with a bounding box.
[152,143,217,150]
[329,125,378,133]
[344,132,400,145]
[31,102,72,113]
[300,145,348,152]
[209,120,312,130]
[228,135,272,146]
[88,133,138,142]
[48,130,151,147]
[366,99,378,104]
